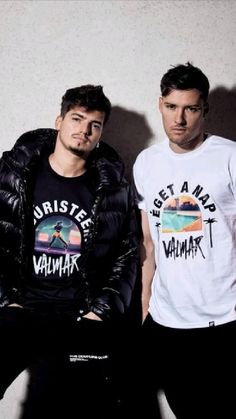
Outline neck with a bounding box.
[169,132,206,154]
[49,152,86,177]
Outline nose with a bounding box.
[80,122,91,136]
[175,109,186,126]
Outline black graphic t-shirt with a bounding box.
[24,157,95,312]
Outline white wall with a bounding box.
[0,0,236,176]
[0,1,236,418]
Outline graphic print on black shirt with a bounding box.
[26,157,95,307]
[33,209,89,278]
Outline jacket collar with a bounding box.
[4,129,125,189]
[90,142,125,189]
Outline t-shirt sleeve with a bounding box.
[133,153,147,212]
[229,149,236,196]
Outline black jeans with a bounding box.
[131,314,236,419]
[0,306,119,419]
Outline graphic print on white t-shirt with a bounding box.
[161,194,202,233]
[149,180,217,260]
[33,199,92,279]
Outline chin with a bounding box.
[170,138,186,145]
[69,147,86,157]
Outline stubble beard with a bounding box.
[68,146,88,158]
[58,133,92,159]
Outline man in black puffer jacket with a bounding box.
[0,85,139,418]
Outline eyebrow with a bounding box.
[71,112,103,125]
[163,101,201,108]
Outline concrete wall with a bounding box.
[0,0,236,176]
[0,1,236,417]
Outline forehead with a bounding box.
[68,106,105,122]
[163,89,203,104]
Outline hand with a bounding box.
[83,311,103,321]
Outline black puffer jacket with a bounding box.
[0,129,138,321]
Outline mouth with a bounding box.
[72,135,89,144]
[171,127,187,133]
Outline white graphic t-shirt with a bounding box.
[24,158,95,311]
[133,135,236,328]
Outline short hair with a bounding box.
[60,85,111,123]
[160,62,210,102]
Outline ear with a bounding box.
[159,96,163,113]
[55,115,62,130]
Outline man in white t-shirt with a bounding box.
[133,62,236,418]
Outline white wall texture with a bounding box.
[0,0,236,417]
[0,0,236,176]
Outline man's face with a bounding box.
[55,106,105,158]
[159,89,207,153]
